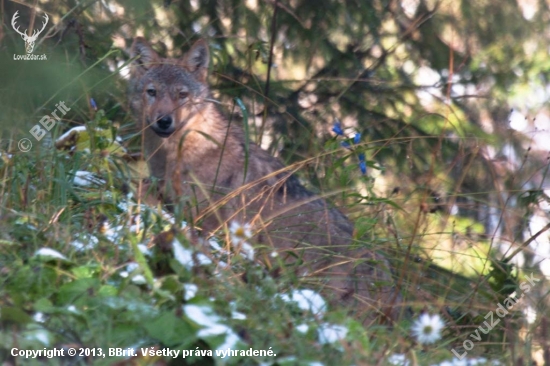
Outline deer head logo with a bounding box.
[11,10,49,54]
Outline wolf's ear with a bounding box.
[130,37,160,74]
[181,39,209,82]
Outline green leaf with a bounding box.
[144,312,196,347]
[354,217,376,238]
[57,278,100,305]
[0,307,33,324]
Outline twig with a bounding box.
[502,222,550,263]
[258,0,279,144]
[264,0,278,100]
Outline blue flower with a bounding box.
[359,161,367,175]
[353,133,361,145]
[358,153,367,175]
[90,98,97,111]
[332,121,344,136]
[340,141,351,149]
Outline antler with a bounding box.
[29,12,49,40]
[11,11,28,39]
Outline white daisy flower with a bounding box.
[411,313,444,344]
[229,221,252,243]
[387,353,409,366]
[228,221,255,260]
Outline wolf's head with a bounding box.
[129,37,210,138]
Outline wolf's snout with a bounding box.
[150,116,175,138]
[156,116,172,130]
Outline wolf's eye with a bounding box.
[146,89,156,97]
[179,91,189,99]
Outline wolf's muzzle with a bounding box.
[151,116,175,138]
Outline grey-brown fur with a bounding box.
[129,37,401,323]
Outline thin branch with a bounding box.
[503,222,550,263]
[264,0,278,100]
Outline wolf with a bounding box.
[128,37,401,323]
